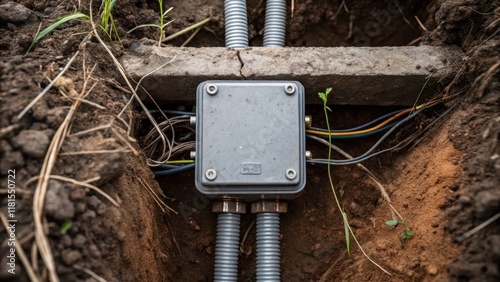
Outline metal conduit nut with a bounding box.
[251,201,288,214]
[212,201,247,214]
[224,0,249,49]
[263,0,286,47]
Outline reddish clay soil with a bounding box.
[0,0,498,281]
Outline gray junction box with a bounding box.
[195,81,306,200]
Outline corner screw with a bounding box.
[207,84,218,95]
[286,169,297,180]
[285,84,296,95]
[206,169,217,180]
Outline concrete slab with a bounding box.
[122,45,462,106]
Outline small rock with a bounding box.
[46,107,68,128]
[73,235,86,249]
[62,250,81,265]
[474,188,500,219]
[313,243,321,250]
[81,210,96,221]
[96,204,107,215]
[0,2,32,23]
[89,244,101,258]
[205,246,212,255]
[61,235,72,247]
[0,149,24,172]
[70,188,86,201]
[44,180,75,221]
[12,130,50,158]
[426,264,438,275]
[457,195,472,205]
[87,195,103,210]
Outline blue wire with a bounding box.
[153,164,195,176]
[310,109,406,133]
[163,110,196,116]
[308,108,424,165]
[151,164,186,170]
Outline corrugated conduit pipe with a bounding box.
[255,1,287,281]
[213,3,248,282]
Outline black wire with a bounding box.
[310,108,406,132]
[308,107,425,165]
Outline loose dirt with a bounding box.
[0,0,498,282]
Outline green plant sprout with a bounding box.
[385,219,414,248]
[28,0,120,52]
[127,0,174,46]
[100,0,121,43]
[60,220,72,235]
[28,13,90,52]
[319,87,390,275]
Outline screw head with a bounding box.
[286,169,297,180]
[285,84,296,95]
[205,169,217,180]
[207,84,218,95]
[305,150,313,160]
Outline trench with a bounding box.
[133,0,456,281]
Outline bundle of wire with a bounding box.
[306,104,432,166]
[150,104,439,175]
[144,110,196,176]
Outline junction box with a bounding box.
[195,80,306,200]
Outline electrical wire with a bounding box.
[307,107,425,165]
[306,107,414,137]
[148,102,440,174]
[309,122,397,139]
[309,108,406,133]
[153,164,195,176]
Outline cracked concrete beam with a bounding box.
[122,45,462,106]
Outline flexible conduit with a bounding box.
[214,213,241,281]
[263,0,286,47]
[255,1,286,281]
[224,0,249,48]
[212,2,248,281]
[256,213,281,281]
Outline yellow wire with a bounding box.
[166,160,195,164]
[306,108,414,136]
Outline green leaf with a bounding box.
[325,106,332,112]
[318,92,326,103]
[342,212,350,255]
[60,220,72,235]
[325,87,332,96]
[404,228,414,238]
[28,12,90,52]
[162,7,174,17]
[385,219,399,226]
